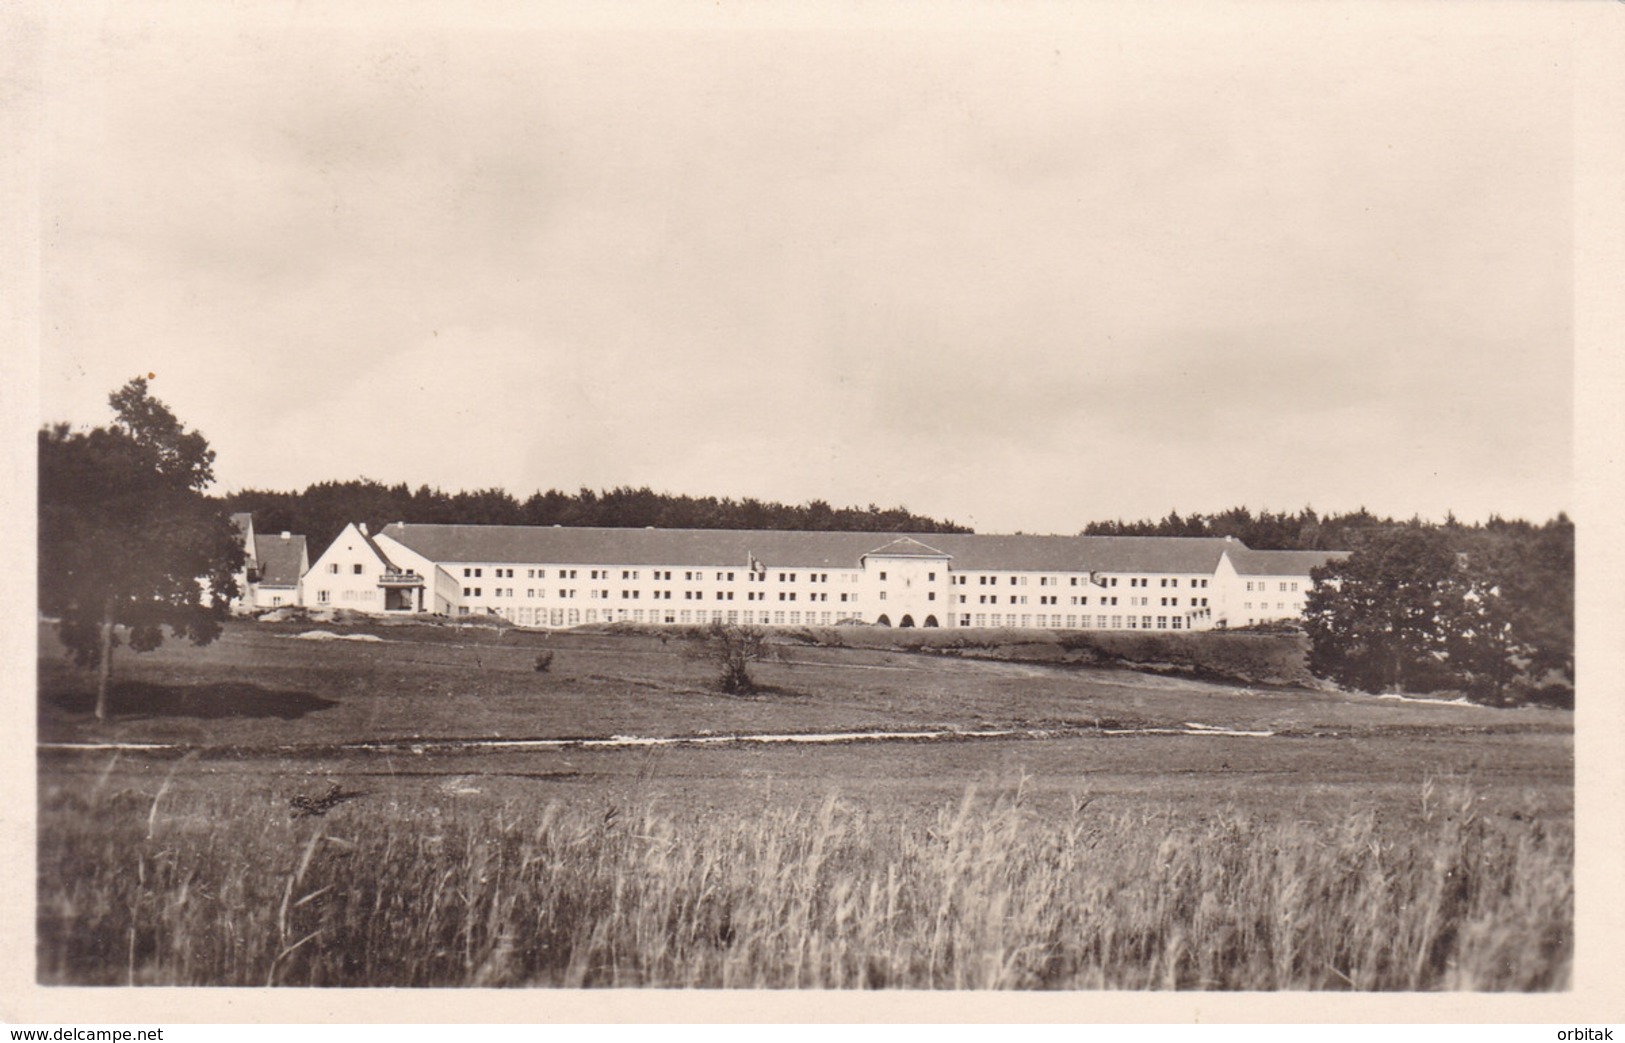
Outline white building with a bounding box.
[230,512,310,610]
[1213,544,1339,627]
[294,523,1343,632]
[302,522,459,615]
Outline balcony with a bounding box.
[377,571,425,588]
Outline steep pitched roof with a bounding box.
[232,513,256,561]
[380,523,1274,575]
[356,526,400,572]
[313,522,400,573]
[252,534,308,587]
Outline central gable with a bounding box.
[862,536,952,560]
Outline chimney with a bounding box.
[280,531,290,540]
[359,523,369,535]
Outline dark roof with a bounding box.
[252,534,308,588]
[1225,546,1345,576]
[380,523,1273,575]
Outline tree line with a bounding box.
[1302,520,1573,707]
[1081,504,1563,551]
[221,482,971,562]
[1090,507,1574,706]
[39,378,1575,713]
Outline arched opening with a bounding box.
[875,614,892,628]
[899,614,915,628]
[923,615,939,628]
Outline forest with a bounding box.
[1082,504,1570,552]
[224,483,1570,568]
[220,481,971,563]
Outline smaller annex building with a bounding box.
[230,513,310,611]
[297,522,1343,632]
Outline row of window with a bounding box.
[488,606,872,627]
[959,613,1186,630]
[460,586,1218,612]
[1246,581,1301,592]
[460,566,862,584]
[927,571,1207,591]
[1123,577,1209,589]
[464,586,875,604]
[462,586,586,599]
[963,594,1210,610]
[463,566,586,580]
[314,588,377,603]
[446,565,1227,589]
[477,604,1211,630]
[458,598,1290,631]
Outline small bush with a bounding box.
[684,622,773,694]
[533,651,553,673]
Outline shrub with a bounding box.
[684,622,774,694]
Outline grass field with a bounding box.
[36,620,1573,989]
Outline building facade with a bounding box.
[1213,547,1340,628]
[230,512,310,611]
[289,523,1343,632]
[302,522,459,615]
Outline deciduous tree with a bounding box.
[1302,525,1462,694]
[1446,519,1574,705]
[39,378,243,719]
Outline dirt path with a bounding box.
[39,721,1278,756]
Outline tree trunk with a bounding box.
[95,597,115,721]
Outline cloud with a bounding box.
[38,9,1573,531]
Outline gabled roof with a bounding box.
[313,522,400,573]
[385,524,884,570]
[380,523,1296,576]
[252,534,308,588]
[232,513,255,558]
[863,536,951,559]
[1224,546,1345,576]
[356,526,400,572]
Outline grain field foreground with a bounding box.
[38,777,1570,990]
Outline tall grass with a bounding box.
[37,779,1570,989]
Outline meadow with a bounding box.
[36,620,1574,989]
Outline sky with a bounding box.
[34,1,1576,535]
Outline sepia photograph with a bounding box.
[9,0,1623,1026]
